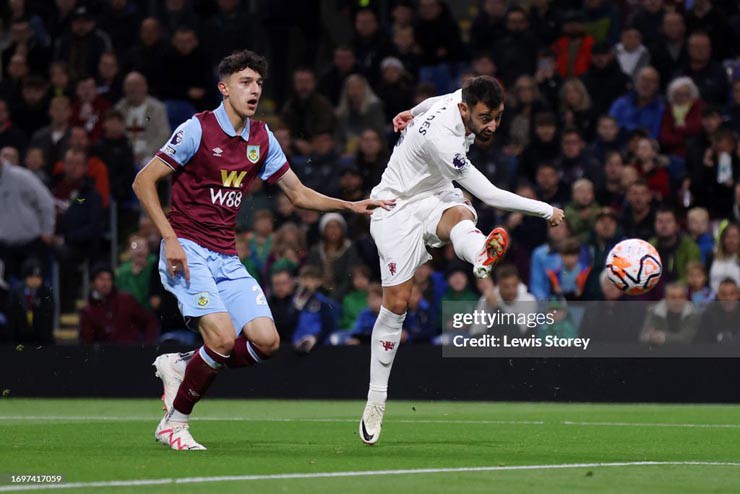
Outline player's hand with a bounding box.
[548,207,564,227]
[392,110,414,132]
[164,237,190,283]
[349,198,397,216]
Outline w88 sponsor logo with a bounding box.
[210,188,243,208]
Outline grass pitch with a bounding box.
[1,399,739,493]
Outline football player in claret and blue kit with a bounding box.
[132,50,394,451]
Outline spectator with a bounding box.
[686,260,714,309]
[589,115,626,164]
[687,206,715,263]
[534,162,570,210]
[23,146,50,186]
[200,0,252,63]
[697,128,740,218]
[308,213,360,301]
[336,74,385,152]
[581,269,645,341]
[583,207,622,299]
[0,98,28,153]
[650,207,701,285]
[318,45,360,107]
[502,183,549,272]
[5,258,54,345]
[551,11,594,78]
[352,8,393,85]
[2,16,50,79]
[492,7,539,86]
[727,79,740,134]
[0,157,55,280]
[621,180,656,240]
[685,104,724,208]
[1,147,19,166]
[29,95,71,169]
[345,282,384,344]
[124,18,167,95]
[615,25,651,79]
[685,0,733,61]
[403,282,437,342]
[91,109,135,204]
[155,0,200,38]
[354,128,388,190]
[630,0,666,46]
[582,41,632,117]
[555,127,602,185]
[470,0,507,54]
[530,220,572,301]
[659,77,704,157]
[0,53,28,107]
[534,48,562,109]
[539,299,579,339]
[609,66,665,138]
[545,238,592,301]
[291,265,337,354]
[249,210,274,276]
[54,5,113,81]
[440,265,477,331]
[268,268,298,342]
[697,278,740,343]
[97,0,142,60]
[79,264,158,344]
[649,12,688,90]
[472,265,538,337]
[564,178,601,242]
[390,25,421,81]
[54,126,111,208]
[529,0,559,45]
[266,222,306,276]
[584,0,622,44]
[414,0,464,66]
[236,233,262,283]
[160,26,213,111]
[681,31,729,106]
[115,71,170,168]
[96,51,124,104]
[518,112,560,183]
[337,165,366,205]
[708,223,740,293]
[340,265,371,331]
[116,234,156,310]
[374,57,414,128]
[70,76,112,143]
[49,61,73,99]
[281,67,337,156]
[12,76,50,141]
[640,282,700,345]
[631,137,671,201]
[502,75,548,152]
[559,78,596,140]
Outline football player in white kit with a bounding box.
[359,76,565,445]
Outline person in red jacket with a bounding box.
[659,76,704,157]
[79,264,158,344]
[551,11,594,78]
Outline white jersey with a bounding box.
[371,90,474,202]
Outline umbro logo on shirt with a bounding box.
[212,147,223,157]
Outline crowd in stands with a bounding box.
[0,0,739,349]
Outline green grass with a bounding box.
[1,399,740,493]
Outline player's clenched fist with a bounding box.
[548,207,565,227]
[392,110,414,132]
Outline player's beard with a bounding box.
[465,114,494,142]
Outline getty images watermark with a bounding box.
[440,301,740,358]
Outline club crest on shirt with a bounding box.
[170,130,183,145]
[247,145,260,164]
[452,153,468,170]
[196,292,209,307]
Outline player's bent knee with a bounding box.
[243,318,280,356]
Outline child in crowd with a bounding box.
[686,260,714,310]
[564,178,600,242]
[340,265,371,330]
[687,207,714,264]
[547,238,592,301]
[292,265,336,354]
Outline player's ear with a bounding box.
[217,80,229,98]
[458,101,469,119]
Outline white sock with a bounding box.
[168,409,189,424]
[368,306,406,404]
[449,220,486,265]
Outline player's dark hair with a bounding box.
[462,76,504,111]
[218,50,268,80]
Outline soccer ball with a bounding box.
[605,238,662,295]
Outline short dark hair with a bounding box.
[656,205,677,219]
[462,76,504,110]
[534,112,557,127]
[218,50,268,80]
[496,264,520,283]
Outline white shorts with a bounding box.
[370,188,477,286]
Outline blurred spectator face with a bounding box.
[643,0,664,14]
[310,133,334,156]
[0,101,8,126]
[721,225,739,255]
[717,281,739,312]
[103,115,126,138]
[293,70,316,99]
[700,111,722,134]
[418,0,442,21]
[536,165,558,192]
[561,132,584,158]
[298,272,323,292]
[670,82,694,106]
[604,153,624,181]
[340,170,363,192]
[235,236,250,260]
[636,138,657,162]
[620,166,640,191]
[345,75,367,106]
[368,290,382,312]
[447,271,468,292]
[627,183,651,211]
[662,12,685,42]
[359,129,382,157]
[334,48,356,73]
[514,77,537,105]
[572,180,594,206]
[590,50,614,69]
[254,216,274,237]
[0,146,19,165]
[595,214,617,240]
[63,150,87,182]
[21,83,46,106]
[483,0,507,17]
[563,19,585,37]
[49,97,71,126]
[382,64,402,84]
[655,211,678,240]
[687,209,709,236]
[71,15,95,37]
[620,28,642,52]
[665,284,687,314]
[76,77,97,103]
[535,122,556,142]
[271,271,296,299]
[687,265,706,291]
[355,9,379,38]
[506,10,528,33]
[597,117,619,141]
[50,63,70,89]
[124,73,148,106]
[24,147,45,171]
[92,271,114,297]
[25,271,43,290]
[635,68,660,100]
[687,33,711,64]
[140,18,161,46]
[392,4,415,26]
[498,273,519,303]
[98,53,119,81]
[8,53,28,79]
[393,26,415,52]
[472,55,496,77]
[10,20,33,44]
[561,251,579,270]
[173,29,198,55]
[69,126,89,151]
[217,0,240,14]
[352,270,370,291]
[323,220,344,244]
[128,235,150,265]
[548,221,570,242]
[563,81,585,108]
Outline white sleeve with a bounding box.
[428,131,473,180]
[457,165,554,220]
[410,95,446,117]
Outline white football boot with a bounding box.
[153,351,193,413]
[359,401,386,445]
[154,413,173,446]
[156,414,207,451]
[473,227,509,278]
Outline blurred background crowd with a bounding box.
[0,0,738,350]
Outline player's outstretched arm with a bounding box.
[132,157,190,281]
[457,166,564,226]
[277,169,395,215]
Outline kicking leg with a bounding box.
[360,278,413,445]
[438,206,508,278]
